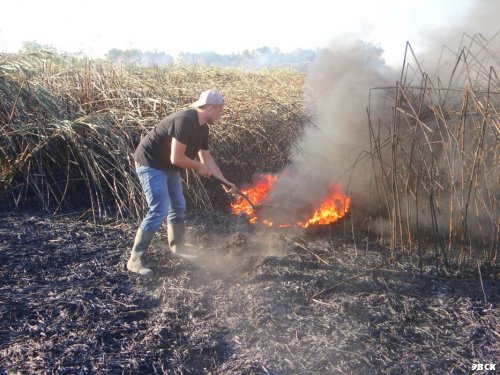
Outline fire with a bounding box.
[230,174,276,224]
[296,188,351,228]
[230,174,350,228]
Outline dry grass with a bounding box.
[364,34,499,264]
[1,40,498,266]
[0,52,308,218]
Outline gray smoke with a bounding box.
[261,0,499,228]
[261,38,398,223]
[416,0,500,77]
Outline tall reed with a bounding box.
[0,52,307,220]
[366,34,498,264]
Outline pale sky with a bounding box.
[0,0,477,66]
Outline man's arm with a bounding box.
[198,149,235,189]
[171,138,211,176]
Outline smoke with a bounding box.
[261,38,398,223]
[261,0,499,240]
[416,0,500,77]
[185,232,288,276]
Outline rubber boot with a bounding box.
[127,228,155,275]
[167,222,185,254]
[168,222,198,259]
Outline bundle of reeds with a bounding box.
[366,34,499,263]
[0,52,307,219]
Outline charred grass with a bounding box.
[0,212,498,374]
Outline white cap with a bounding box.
[190,89,224,107]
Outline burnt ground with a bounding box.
[0,211,498,375]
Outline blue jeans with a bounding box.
[136,166,186,232]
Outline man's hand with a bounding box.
[222,182,238,194]
[197,163,212,177]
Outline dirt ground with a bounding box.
[0,211,498,374]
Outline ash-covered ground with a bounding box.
[0,212,498,374]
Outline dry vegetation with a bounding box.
[0,44,498,374]
[1,44,497,264]
[364,36,499,265]
[0,52,307,217]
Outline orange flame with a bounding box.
[230,174,276,224]
[296,187,351,228]
[230,173,350,228]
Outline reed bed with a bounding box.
[0,52,307,218]
[1,42,498,265]
[366,34,499,264]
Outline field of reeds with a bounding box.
[0,42,498,374]
[0,52,307,218]
[1,41,498,266]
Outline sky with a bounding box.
[0,0,479,66]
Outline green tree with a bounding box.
[20,41,57,53]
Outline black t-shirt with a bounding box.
[134,109,209,171]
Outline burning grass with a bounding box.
[230,173,351,228]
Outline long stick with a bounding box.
[312,256,395,299]
[213,175,256,210]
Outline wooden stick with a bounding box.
[283,236,330,266]
[312,256,395,299]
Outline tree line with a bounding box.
[19,41,317,71]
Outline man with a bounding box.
[127,89,235,275]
